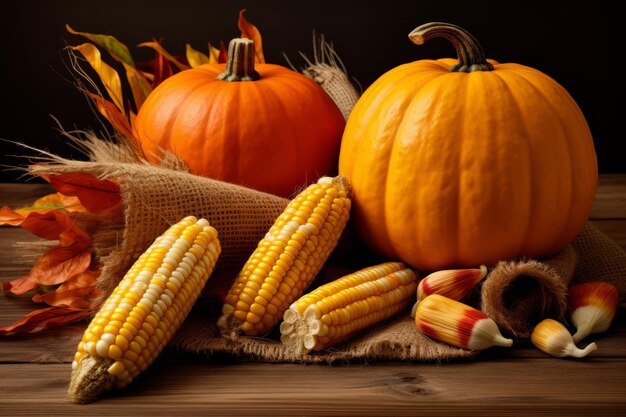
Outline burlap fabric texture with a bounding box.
[28,147,626,363]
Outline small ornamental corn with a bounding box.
[218,176,351,338]
[415,294,512,350]
[568,281,620,343]
[531,318,597,358]
[69,216,221,404]
[410,265,487,318]
[280,262,417,355]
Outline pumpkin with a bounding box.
[133,38,345,197]
[338,22,598,271]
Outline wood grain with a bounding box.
[1,177,625,417]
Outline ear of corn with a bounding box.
[531,318,597,358]
[280,262,417,355]
[69,216,221,403]
[218,176,351,338]
[568,281,620,342]
[415,294,512,350]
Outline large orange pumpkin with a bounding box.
[338,22,598,271]
[133,38,345,197]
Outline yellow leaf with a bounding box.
[71,43,125,113]
[122,62,152,110]
[185,44,211,68]
[208,43,220,64]
[138,41,190,72]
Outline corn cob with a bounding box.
[218,176,351,338]
[280,262,417,355]
[69,216,221,403]
[531,318,597,358]
[410,265,487,318]
[415,294,513,350]
[568,281,620,342]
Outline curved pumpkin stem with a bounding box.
[408,22,493,73]
[217,38,261,82]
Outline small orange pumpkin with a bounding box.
[133,38,345,197]
[339,22,598,271]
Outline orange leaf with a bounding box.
[238,9,265,63]
[0,194,84,226]
[47,173,121,213]
[28,246,92,287]
[0,206,25,226]
[13,211,75,241]
[71,43,125,113]
[32,270,100,309]
[83,90,135,140]
[0,306,92,335]
[2,276,38,295]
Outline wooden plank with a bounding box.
[0,360,624,416]
[591,174,626,219]
[0,183,54,208]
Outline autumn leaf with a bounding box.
[138,40,190,72]
[0,307,92,335]
[208,43,220,64]
[83,90,135,140]
[31,270,100,309]
[218,41,228,64]
[71,43,125,113]
[0,194,84,227]
[185,44,211,68]
[136,46,175,89]
[238,9,265,63]
[47,173,121,213]
[66,24,135,67]
[122,61,152,110]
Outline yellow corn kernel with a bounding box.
[280,262,417,355]
[415,294,512,350]
[69,216,221,404]
[218,176,351,338]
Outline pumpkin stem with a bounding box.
[408,22,493,73]
[217,38,261,82]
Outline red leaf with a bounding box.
[17,211,72,241]
[0,307,92,335]
[218,41,228,64]
[48,173,121,213]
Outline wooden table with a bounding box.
[1,177,625,416]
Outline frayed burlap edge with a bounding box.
[171,312,474,363]
[481,245,577,339]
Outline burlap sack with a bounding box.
[27,147,626,362]
[481,245,577,338]
[286,33,360,121]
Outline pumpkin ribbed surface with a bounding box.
[339,56,597,271]
[133,40,345,198]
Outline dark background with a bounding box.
[1,0,623,183]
